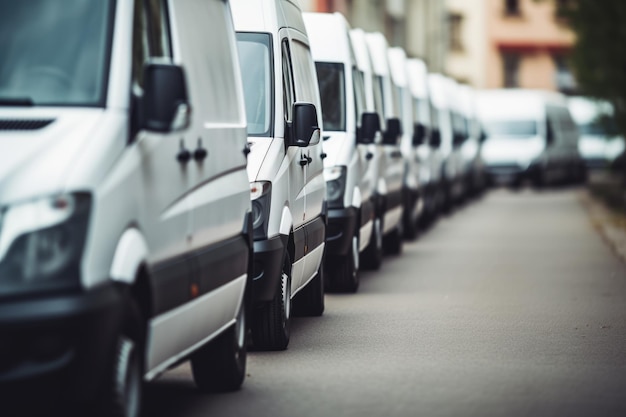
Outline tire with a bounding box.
[403,200,419,241]
[383,222,403,255]
[99,300,143,417]
[360,216,383,270]
[326,233,359,293]
[293,253,325,316]
[251,253,291,350]
[191,300,247,392]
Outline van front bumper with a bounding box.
[252,235,287,304]
[325,207,358,257]
[0,284,123,415]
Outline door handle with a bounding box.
[193,138,208,161]
[307,155,313,164]
[242,142,252,157]
[299,155,309,166]
[391,150,402,159]
[177,139,191,164]
[366,152,374,160]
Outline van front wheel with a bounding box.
[191,300,247,392]
[251,253,292,350]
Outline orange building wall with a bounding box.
[485,0,575,90]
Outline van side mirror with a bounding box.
[141,62,190,132]
[287,102,320,147]
[479,130,487,143]
[453,132,465,147]
[430,129,441,148]
[357,112,380,144]
[383,118,402,145]
[412,123,426,146]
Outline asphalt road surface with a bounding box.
[144,189,626,417]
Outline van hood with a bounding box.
[322,132,352,168]
[0,108,107,205]
[246,137,281,182]
[481,136,544,167]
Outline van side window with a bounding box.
[353,68,366,126]
[146,0,172,59]
[282,41,295,122]
[290,40,318,106]
[131,0,150,92]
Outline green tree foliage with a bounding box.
[563,0,626,149]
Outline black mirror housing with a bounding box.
[453,132,465,147]
[412,123,427,146]
[357,112,380,144]
[142,62,190,133]
[383,117,402,145]
[288,102,320,147]
[430,129,442,148]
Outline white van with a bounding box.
[476,89,585,186]
[568,96,625,169]
[364,32,405,255]
[428,73,464,210]
[349,28,386,270]
[406,58,441,224]
[388,47,423,240]
[456,84,486,195]
[0,1,251,415]
[304,12,378,293]
[232,0,326,350]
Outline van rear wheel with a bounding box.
[251,253,291,350]
[294,255,326,316]
[191,300,247,392]
[326,234,359,293]
[361,216,383,270]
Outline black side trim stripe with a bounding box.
[360,200,374,227]
[293,226,307,262]
[305,215,326,251]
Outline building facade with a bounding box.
[300,0,449,73]
[446,0,576,92]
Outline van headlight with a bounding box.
[0,193,91,296]
[250,182,271,240]
[325,166,347,209]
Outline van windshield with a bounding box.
[484,121,537,137]
[236,33,273,137]
[0,0,114,107]
[315,62,345,132]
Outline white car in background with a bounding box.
[568,96,625,170]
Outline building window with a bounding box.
[553,54,577,93]
[502,52,520,88]
[448,13,463,51]
[504,0,520,16]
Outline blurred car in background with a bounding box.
[568,96,625,170]
[476,89,585,187]
[456,84,487,197]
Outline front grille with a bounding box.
[0,119,55,131]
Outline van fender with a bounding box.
[110,228,149,285]
[351,187,362,209]
[279,206,293,237]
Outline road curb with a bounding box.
[579,189,626,264]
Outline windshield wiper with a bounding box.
[0,97,35,106]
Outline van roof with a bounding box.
[231,0,306,35]
[407,58,429,99]
[365,32,390,76]
[349,28,372,75]
[388,47,408,88]
[304,12,351,64]
[475,89,565,121]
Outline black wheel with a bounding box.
[251,253,291,350]
[99,300,143,417]
[403,199,419,241]
[293,253,326,316]
[361,216,383,270]
[191,300,247,392]
[326,233,359,293]
[383,222,403,255]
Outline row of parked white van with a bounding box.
[0,1,604,416]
